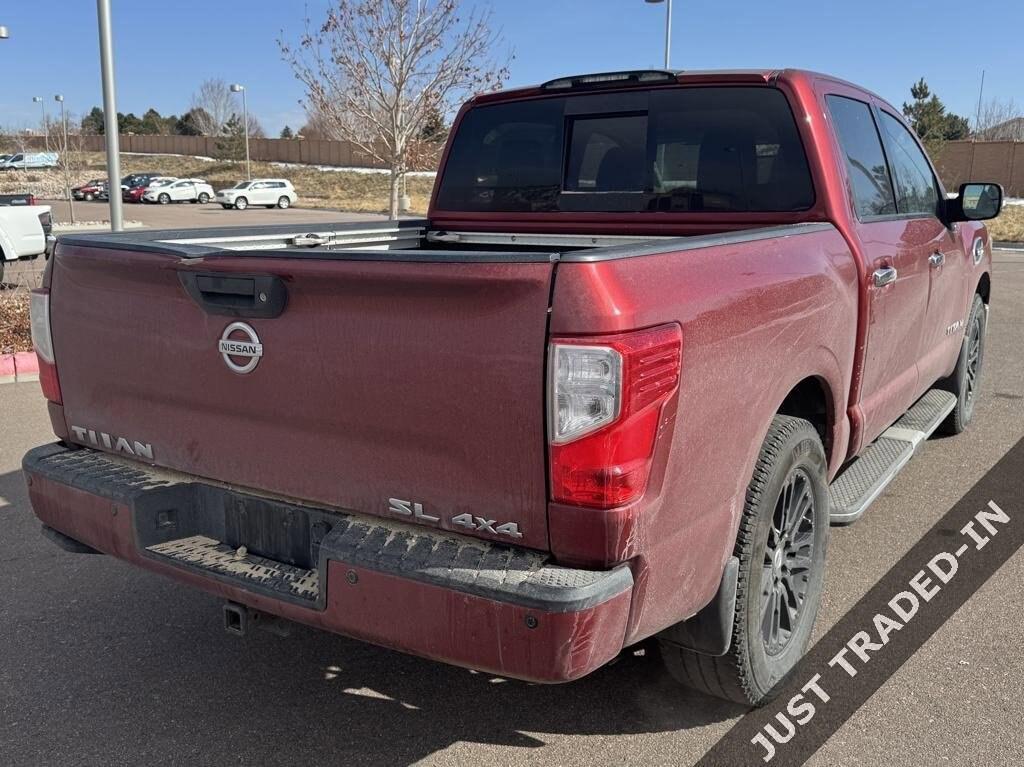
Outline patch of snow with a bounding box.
[123,152,217,162]
[271,162,436,177]
[1002,197,1024,206]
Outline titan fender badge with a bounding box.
[218,321,263,374]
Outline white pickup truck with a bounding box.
[0,203,53,283]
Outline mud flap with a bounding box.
[658,556,739,656]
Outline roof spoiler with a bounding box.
[540,70,679,91]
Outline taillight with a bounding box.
[29,289,61,403]
[548,324,681,508]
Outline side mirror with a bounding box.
[947,182,1003,222]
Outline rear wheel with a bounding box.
[660,415,829,705]
[234,196,248,211]
[158,193,170,205]
[84,193,94,201]
[938,293,986,435]
[277,196,291,209]
[198,192,210,204]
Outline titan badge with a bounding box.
[70,425,154,460]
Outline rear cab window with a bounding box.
[435,87,815,214]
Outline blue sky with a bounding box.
[0,1,1021,135]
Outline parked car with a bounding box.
[0,152,59,170]
[0,203,51,283]
[120,172,165,191]
[215,179,298,210]
[125,176,177,203]
[24,68,1000,706]
[0,192,38,206]
[143,178,213,204]
[72,179,108,202]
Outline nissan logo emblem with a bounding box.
[218,322,263,374]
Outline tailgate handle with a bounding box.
[178,272,287,318]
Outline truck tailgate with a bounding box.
[48,245,555,550]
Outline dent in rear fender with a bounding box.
[548,226,859,642]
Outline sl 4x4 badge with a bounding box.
[388,498,523,539]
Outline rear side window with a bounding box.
[826,95,896,218]
[435,87,814,213]
[878,111,941,216]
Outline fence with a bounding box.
[930,141,1024,197]
[15,134,439,171]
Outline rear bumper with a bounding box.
[23,444,633,683]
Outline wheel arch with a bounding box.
[976,271,991,304]
[775,374,837,469]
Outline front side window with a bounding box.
[826,95,896,219]
[878,111,941,216]
[435,87,814,213]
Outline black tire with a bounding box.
[938,294,986,435]
[234,196,248,211]
[198,192,210,204]
[221,204,231,210]
[0,259,5,286]
[158,193,170,205]
[660,415,829,705]
[277,196,290,209]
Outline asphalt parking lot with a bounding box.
[1,252,1022,767]
[45,198,388,230]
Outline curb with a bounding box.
[0,352,39,384]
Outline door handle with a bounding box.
[872,266,897,287]
[928,252,945,268]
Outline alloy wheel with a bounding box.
[760,467,815,656]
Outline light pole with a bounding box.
[230,83,251,180]
[33,96,49,151]
[645,0,673,69]
[96,0,123,231]
[55,95,75,224]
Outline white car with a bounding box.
[216,179,297,210]
[0,204,51,283]
[144,178,214,205]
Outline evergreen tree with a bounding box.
[902,78,970,153]
[81,106,105,135]
[279,125,294,139]
[215,114,247,160]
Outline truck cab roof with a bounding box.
[473,68,898,113]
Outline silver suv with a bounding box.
[215,179,298,210]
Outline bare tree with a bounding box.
[189,78,237,136]
[280,0,511,218]
[53,115,89,224]
[973,97,1024,141]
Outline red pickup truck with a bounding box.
[23,69,1000,705]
